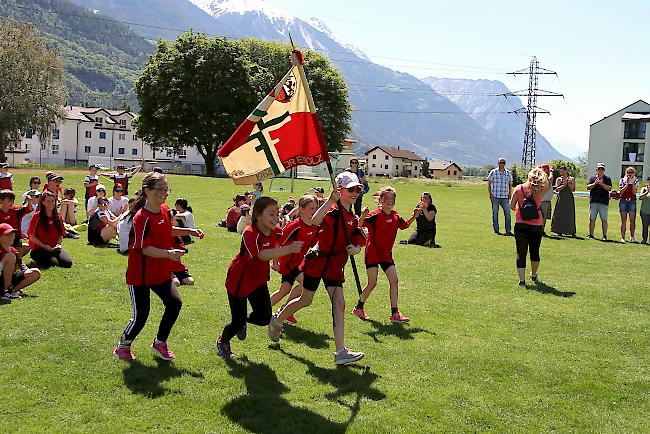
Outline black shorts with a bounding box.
[366,262,395,272]
[281,268,301,286]
[1,271,26,291]
[302,274,344,292]
[88,229,104,245]
[173,269,192,281]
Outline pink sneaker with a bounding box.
[284,314,298,325]
[113,345,136,361]
[151,340,175,361]
[352,307,369,320]
[389,311,410,324]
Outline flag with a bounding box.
[217,51,329,185]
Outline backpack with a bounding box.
[88,213,102,231]
[520,186,539,220]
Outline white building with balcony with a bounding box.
[588,100,649,180]
[365,145,423,178]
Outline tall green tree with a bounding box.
[0,19,66,163]
[134,32,260,176]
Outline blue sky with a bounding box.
[273,0,649,158]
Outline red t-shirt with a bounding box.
[28,211,65,250]
[363,209,410,264]
[0,174,13,190]
[301,203,366,282]
[0,205,27,235]
[110,173,132,195]
[0,246,20,273]
[226,206,240,229]
[277,218,318,275]
[226,224,282,298]
[170,235,188,273]
[85,174,99,199]
[126,204,174,286]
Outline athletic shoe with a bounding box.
[621,238,626,243]
[268,314,283,342]
[530,274,538,282]
[389,311,410,324]
[333,347,364,365]
[494,230,500,235]
[284,314,298,325]
[587,234,595,239]
[602,235,607,241]
[215,335,233,359]
[236,324,247,340]
[630,236,638,243]
[151,340,175,361]
[113,345,136,361]
[518,281,526,286]
[0,293,11,304]
[5,292,21,299]
[505,232,514,236]
[352,307,369,320]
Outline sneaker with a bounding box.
[389,311,410,324]
[505,232,514,236]
[334,347,364,365]
[113,345,136,361]
[267,314,283,342]
[630,236,638,243]
[621,238,626,243]
[215,335,233,358]
[587,234,595,239]
[518,281,526,286]
[352,307,369,320]
[5,292,21,300]
[284,314,297,325]
[602,235,607,241]
[151,340,175,361]
[236,324,247,340]
[530,274,538,282]
[494,230,500,235]
[0,294,11,304]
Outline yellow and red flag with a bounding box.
[217,50,329,185]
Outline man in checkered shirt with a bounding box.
[487,157,513,235]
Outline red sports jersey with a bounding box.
[0,246,20,273]
[28,212,65,250]
[277,217,318,276]
[0,205,27,234]
[301,203,365,282]
[225,206,240,229]
[226,224,282,298]
[111,173,132,195]
[85,174,99,199]
[0,174,13,190]
[170,233,188,274]
[363,209,410,264]
[126,203,173,286]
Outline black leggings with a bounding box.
[30,248,73,268]
[221,286,271,344]
[121,280,182,344]
[408,228,436,245]
[514,223,543,268]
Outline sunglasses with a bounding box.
[346,186,362,193]
[597,167,605,170]
[33,181,41,185]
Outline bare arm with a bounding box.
[487,180,493,199]
[129,165,142,176]
[142,246,185,260]
[509,191,518,211]
[312,190,340,226]
[171,227,204,238]
[258,242,303,262]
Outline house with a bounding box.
[428,161,463,179]
[365,146,423,178]
[588,100,649,179]
[14,106,210,174]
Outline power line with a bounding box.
[351,109,515,114]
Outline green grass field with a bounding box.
[1,171,648,433]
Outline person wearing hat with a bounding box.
[0,162,14,191]
[236,204,252,234]
[345,158,369,216]
[268,171,366,365]
[153,167,163,174]
[488,158,514,235]
[586,163,612,240]
[84,165,101,209]
[539,164,554,235]
[44,172,63,200]
[220,194,247,231]
[86,184,107,220]
[20,190,41,238]
[0,223,41,300]
[101,164,141,195]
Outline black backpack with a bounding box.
[520,187,539,220]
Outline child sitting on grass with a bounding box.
[0,223,40,300]
[236,204,251,234]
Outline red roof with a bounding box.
[365,146,423,161]
[428,161,462,171]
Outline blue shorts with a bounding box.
[619,199,637,213]
[589,203,609,221]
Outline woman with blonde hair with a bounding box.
[509,168,550,286]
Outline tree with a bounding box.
[548,159,581,178]
[576,152,588,178]
[234,39,352,152]
[422,160,430,178]
[0,19,66,163]
[134,32,260,176]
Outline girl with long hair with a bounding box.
[27,191,72,268]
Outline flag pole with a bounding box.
[290,45,363,296]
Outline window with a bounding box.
[396,165,399,170]
[25,143,30,150]
[99,132,106,140]
[621,165,643,179]
[454,170,457,175]
[448,170,451,175]
[385,155,389,160]
[372,154,376,160]
[165,149,173,158]
[624,121,646,139]
[25,129,33,139]
[131,148,138,156]
[52,143,59,154]
[118,133,125,141]
[85,131,91,138]
[385,164,389,169]
[372,164,376,168]
[84,146,91,153]
[118,148,125,155]
[132,135,137,141]
[177,148,187,159]
[622,142,644,162]
[53,129,60,140]
[119,119,127,129]
[99,146,106,154]
[95,117,103,124]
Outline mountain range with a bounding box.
[7,0,566,165]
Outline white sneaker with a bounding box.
[621,238,626,243]
[333,347,364,365]
[630,237,638,243]
[267,314,283,342]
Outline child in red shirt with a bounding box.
[215,197,303,359]
[114,172,204,362]
[0,223,40,301]
[270,195,319,325]
[0,163,14,190]
[27,191,71,268]
[269,173,366,365]
[0,189,29,256]
[353,187,418,324]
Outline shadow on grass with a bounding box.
[282,325,330,349]
[89,242,120,249]
[223,356,351,434]
[364,319,435,343]
[527,281,576,298]
[122,358,204,398]
[278,349,386,426]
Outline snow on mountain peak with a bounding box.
[190,0,295,23]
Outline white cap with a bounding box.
[335,172,363,189]
[95,183,107,191]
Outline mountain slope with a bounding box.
[0,0,153,109]
[423,77,567,162]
